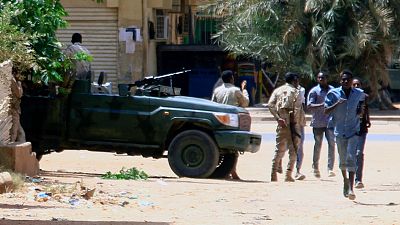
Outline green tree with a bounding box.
[204,0,400,107]
[0,0,69,84]
[0,3,36,75]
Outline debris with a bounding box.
[35,192,50,202]
[138,200,154,207]
[129,195,139,199]
[0,172,13,194]
[69,198,80,206]
[82,188,96,200]
[26,176,42,183]
[120,201,129,207]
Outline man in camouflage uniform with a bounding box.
[268,72,304,182]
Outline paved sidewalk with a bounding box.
[247,104,400,122]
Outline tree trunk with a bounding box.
[377,88,398,110]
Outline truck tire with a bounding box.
[209,153,237,178]
[31,142,43,161]
[35,153,43,161]
[168,130,219,178]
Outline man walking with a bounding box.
[307,71,336,178]
[325,70,365,200]
[352,78,371,189]
[268,72,303,182]
[211,70,249,179]
[295,85,306,180]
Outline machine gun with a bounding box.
[120,69,191,97]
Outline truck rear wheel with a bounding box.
[31,142,44,161]
[209,153,237,178]
[168,130,219,178]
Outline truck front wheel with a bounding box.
[168,130,219,178]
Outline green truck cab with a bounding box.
[21,73,261,178]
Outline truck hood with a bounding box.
[150,96,248,114]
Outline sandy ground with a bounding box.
[1,121,400,225]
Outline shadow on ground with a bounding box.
[0,220,169,225]
[39,170,177,180]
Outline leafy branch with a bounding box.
[101,167,149,180]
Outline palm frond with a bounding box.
[338,32,362,59]
[356,14,375,50]
[368,1,394,36]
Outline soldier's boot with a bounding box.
[285,156,296,182]
[271,171,278,182]
[285,170,295,182]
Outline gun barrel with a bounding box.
[131,69,191,87]
[152,69,191,79]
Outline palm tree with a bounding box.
[202,0,400,108]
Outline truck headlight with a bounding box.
[213,113,239,127]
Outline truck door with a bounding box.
[68,93,151,144]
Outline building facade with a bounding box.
[58,0,221,95]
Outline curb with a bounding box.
[246,107,400,122]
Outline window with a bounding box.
[156,10,169,39]
[172,0,182,12]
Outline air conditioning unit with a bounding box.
[156,15,169,39]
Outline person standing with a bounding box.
[64,33,92,81]
[307,71,336,178]
[324,70,365,200]
[295,85,306,180]
[352,78,371,189]
[268,72,303,182]
[211,70,249,180]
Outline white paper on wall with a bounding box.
[119,28,127,41]
[135,28,142,42]
[126,32,135,54]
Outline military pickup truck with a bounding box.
[21,71,261,178]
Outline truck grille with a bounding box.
[239,113,251,131]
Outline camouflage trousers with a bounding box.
[271,124,302,173]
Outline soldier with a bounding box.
[211,70,249,180]
[268,72,303,182]
[212,70,249,107]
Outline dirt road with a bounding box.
[0,121,399,225]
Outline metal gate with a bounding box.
[56,7,118,92]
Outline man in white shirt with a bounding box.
[64,33,92,80]
[212,70,249,107]
[211,70,249,179]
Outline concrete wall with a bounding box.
[0,61,39,176]
[0,142,39,177]
[0,61,12,144]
